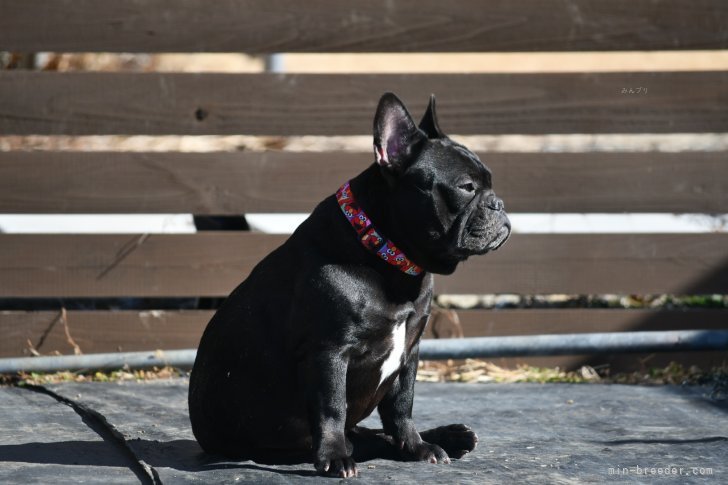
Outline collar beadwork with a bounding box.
[335,181,423,276]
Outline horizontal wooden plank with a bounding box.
[449,309,728,338]
[2,309,726,371]
[440,233,728,295]
[2,71,727,135]
[432,308,728,371]
[2,0,727,53]
[0,234,726,297]
[0,310,213,358]
[1,151,726,214]
[0,233,285,298]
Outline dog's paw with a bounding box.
[419,424,478,459]
[403,441,451,464]
[314,455,358,478]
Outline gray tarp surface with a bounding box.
[0,380,725,484]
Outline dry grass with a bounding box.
[1,366,185,386]
[3,361,726,393]
[417,359,728,388]
[417,359,599,384]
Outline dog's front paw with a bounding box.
[314,451,358,478]
[403,441,451,464]
[420,423,478,459]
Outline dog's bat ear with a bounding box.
[373,92,426,173]
[418,94,445,139]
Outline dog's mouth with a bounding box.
[459,211,511,256]
[486,222,511,251]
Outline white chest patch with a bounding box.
[378,320,407,387]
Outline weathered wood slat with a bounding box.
[451,309,728,338]
[2,0,727,53]
[0,233,286,298]
[438,309,728,371]
[0,310,213,358]
[435,309,728,371]
[0,234,726,297]
[2,309,726,371]
[441,233,728,295]
[1,151,726,214]
[2,71,727,135]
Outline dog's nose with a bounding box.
[486,195,505,211]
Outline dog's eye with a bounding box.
[458,182,476,192]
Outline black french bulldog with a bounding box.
[188,93,511,478]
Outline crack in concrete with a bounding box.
[21,384,161,485]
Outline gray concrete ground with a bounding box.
[0,380,725,484]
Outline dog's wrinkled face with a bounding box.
[373,93,511,274]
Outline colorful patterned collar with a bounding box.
[336,181,423,276]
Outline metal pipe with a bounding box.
[418,330,728,360]
[0,330,726,374]
[0,349,197,374]
[264,53,284,73]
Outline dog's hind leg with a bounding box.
[347,426,401,462]
[348,423,477,462]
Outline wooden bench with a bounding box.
[1,0,727,371]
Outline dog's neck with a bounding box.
[348,164,461,276]
[336,179,422,276]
